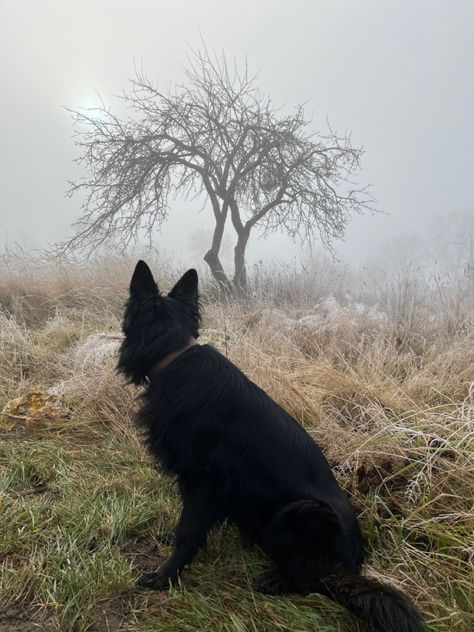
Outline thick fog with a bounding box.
[1,0,473,271]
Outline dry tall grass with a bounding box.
[0,253,473,631]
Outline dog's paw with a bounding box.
[137,571,174,590]
[255,570,287,595]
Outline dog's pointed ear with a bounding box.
[169,269,198,302]
[130,260,159,296]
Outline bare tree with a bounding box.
[67,48,373,292]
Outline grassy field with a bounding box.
[0,254,473,631]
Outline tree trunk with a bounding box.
[233,228,250,293]
[204,218,233,292]
[204,249,233,290]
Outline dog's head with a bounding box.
[117,260,200,384]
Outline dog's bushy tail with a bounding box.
[319,572,426,632]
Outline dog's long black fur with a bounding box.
[118,261,425,632]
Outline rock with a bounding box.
[48,332,123,396]
[72,332,122,371]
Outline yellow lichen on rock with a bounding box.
[1,387,68,430]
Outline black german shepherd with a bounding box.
[118,261,425,632]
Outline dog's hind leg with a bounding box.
[257,500,345,595]
[138,486,220,590]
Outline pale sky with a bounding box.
[1,0,473,270]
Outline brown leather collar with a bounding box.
[144,337,199,384]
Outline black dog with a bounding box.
[118,261,425,632]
